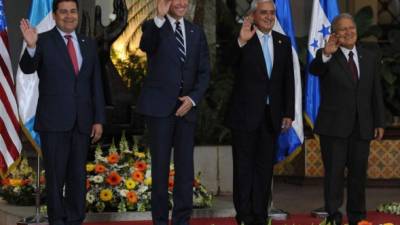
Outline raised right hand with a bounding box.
[20,19,37,48]
[156,0,171,19]
[238,16,256,45]
[323,33,339,56]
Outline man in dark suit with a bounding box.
[137,0,210,224]
[309,13,385,225]
[19,0,105,225]
[226,0,294,224]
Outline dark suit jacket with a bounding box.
[137,18,210,122]
[19,27,106,134]
[226,31,295,133]
[309,47,385,139]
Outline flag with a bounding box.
[304,0,339,128]
[16,0,55,152]
[273,0,304,162]
[0,0,22,177]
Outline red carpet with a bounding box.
[86,212,400,225]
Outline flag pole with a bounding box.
[268,178,289,220]
[17,154,47,225]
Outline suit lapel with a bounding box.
[50,28,76,77]
[249,35,268,79]
[184,20,194,63]
[334,50,357,86]
[77,34,88,77]
[356,46,365,86]
[271,31,283,80]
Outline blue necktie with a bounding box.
[262,34,272,77]
[175,21,186,64]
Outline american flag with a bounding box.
[0,0,22,177]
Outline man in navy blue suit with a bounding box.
[137,0,210,224]
[19,0,105,225]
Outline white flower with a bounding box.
[109,13,116,22]
[13,186,21,193]
[137,185,148,194]
[86,192,95,204]
[93,175,104,183]
[145,169,151,178]
[119,189,128,197]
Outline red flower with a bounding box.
[107,153,120,164]
[1,178,10,185]
[39,176,46,185]
[126,191,138,204]
[168,178,174,191]
[358,221,372,225]
[95,164,107,174]
[21,179,32,186]
[132,171,144,183]
[86,179,91,189]
[106,171,122,186]
[134,161,147,171]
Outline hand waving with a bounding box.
[238,16,256,46]
[20,19,38,48]
[323,34,339,56]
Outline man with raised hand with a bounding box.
[19,0,105,224]
[137,0,210,224]
[226,0,295,224]
[309,13,385,225]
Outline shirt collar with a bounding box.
[340,46,357,58]
[166,14,185,27]
[255,27,272,40]
[56,27,78,41]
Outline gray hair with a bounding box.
[248,0,276,14]
[331,13,356,33]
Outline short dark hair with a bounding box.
[53,0,79,12]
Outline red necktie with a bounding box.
[64,35,79,75]
[348,51,358,82]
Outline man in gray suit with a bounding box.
[309,13,385,225]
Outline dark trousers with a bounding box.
[40,125,90,225]
[231,106,276,225]
[145,115,196,225]
[320,121,370,225]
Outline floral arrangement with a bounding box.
[85,134,213,212]
[0,157,45,206]
[377,202,400,215]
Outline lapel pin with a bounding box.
[278,40,282,44]
[190,30,194,33]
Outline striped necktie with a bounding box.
[175,21,186,64]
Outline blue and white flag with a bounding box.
[16,0,55,151]
[273,0,304,162]
[305,0,339,128]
